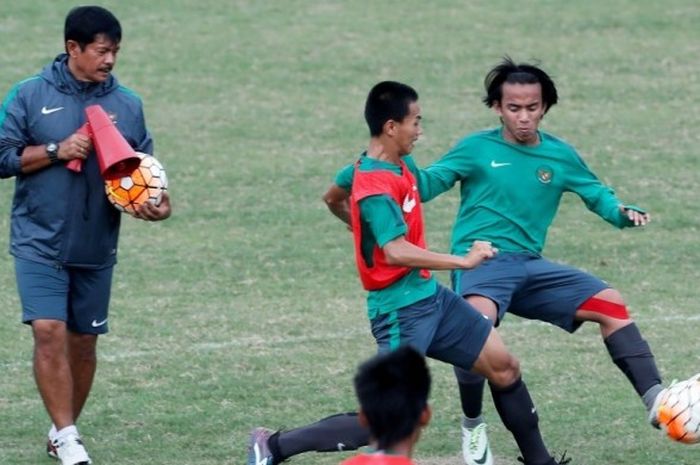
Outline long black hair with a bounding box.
[483,56,558,113]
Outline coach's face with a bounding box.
[67,34,120,83]
[494,82,545,146]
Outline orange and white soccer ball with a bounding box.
[105,153,168,215]
[656,374,700,444]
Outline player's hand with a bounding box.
[134,191,171,221]
[619,205,650,226]
[59,132,92,161]
[464,240,497,269]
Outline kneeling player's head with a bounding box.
[364,81,419,137]
[354,346,432,451]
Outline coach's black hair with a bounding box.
[364,81,419,137]
[483,56,558,113]
[65,5,122,50]
[354,346,431,450]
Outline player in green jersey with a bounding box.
[324,57,695,465]
[419,57,692,465]
[248,80,571,465]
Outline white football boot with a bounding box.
[461,419,493,465]
[52,433,91,465]
[47,437,59,459]
[47,424,58,459]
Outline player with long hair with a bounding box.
[248,80,569,465]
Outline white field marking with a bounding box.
[0,328,370,370]
[510,313,700,326]
[2,313,699,370]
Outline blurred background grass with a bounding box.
[1,1,699,464]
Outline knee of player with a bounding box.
[489,354,521,387]
[595,288,626,306]
[580,288,632,321]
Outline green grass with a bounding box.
[1,1,700,464]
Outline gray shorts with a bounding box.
[15,257,114,334]
[452,252,609,333]
[370,284,493,371]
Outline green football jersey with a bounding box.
[423,128,636,255]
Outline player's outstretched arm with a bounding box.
[383,237,496,270]
[322,184,351,226]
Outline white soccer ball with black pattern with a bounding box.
[656,374,700,444]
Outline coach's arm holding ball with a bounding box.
[133,188,171,221]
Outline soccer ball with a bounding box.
[105,153,168,215]
[656,374,700,444]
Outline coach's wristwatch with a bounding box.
[46,142,60,164]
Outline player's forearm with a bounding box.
[573,175,638,228]
[383,239,471,270]
[322,185,352,225]
[327,201,350,224]
[586,191,636,229]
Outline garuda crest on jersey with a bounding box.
[536,165,554,184]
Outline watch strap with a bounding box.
[46,142,59,163]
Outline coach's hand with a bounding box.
[134,191,171,221]
[59,132,92,161]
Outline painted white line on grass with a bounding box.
[511,313,700,326]
[1,328,369,370]
[2,314,698,370]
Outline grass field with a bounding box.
[1,1,700,464]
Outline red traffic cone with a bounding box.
[86,105,141,180]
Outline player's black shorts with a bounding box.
[452,252,608,333]
[370,284,493,371]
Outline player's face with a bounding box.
[494,82,546,146]
[394,101,423,156]
[67,34,120,83]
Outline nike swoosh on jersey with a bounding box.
[41,106,65,115]
[91,318,108,327]
[490,160,511,168]
[402,195,417,213]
